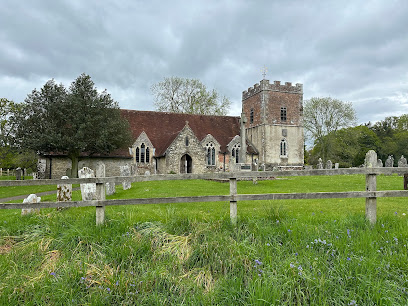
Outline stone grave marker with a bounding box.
[398,155,407,167]
[317,158,323,169]
[377,159,383,167]
[120,164,131,190]
[22,194,41,215]
[57,176,72,209]
[78,167,96,201]
[15,167,22,180]
[335,163,339,169]
[385,156,394,167]
[325,160,332,169]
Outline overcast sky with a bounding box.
[1,0,408,124]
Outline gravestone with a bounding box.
[317,158,323,169]
[120,164,131,190]
[37,159,47,179]
[106,182,116,195]
[304,165,313,170]
[365,150,378,168]
[325,160,333,169]
[57,176,72,210]
[15,167,22,180]
[78,167,96,201]
[21,194,41,215]
[398,155,407,167]
[385,156,394,167]
[377,159,383,167]
[334,163,339,169]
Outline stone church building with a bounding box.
[39,78,304,178]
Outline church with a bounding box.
[39,78,304,178]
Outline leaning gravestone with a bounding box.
[22,194,41,215]
[377,159,383,167]
[78,167,96,201]
[120,164,131,190]
[398,155,407,167]
[317,158,324,169]
[57,176,72,210]
[385,156,394,167]
[325,160,333,169]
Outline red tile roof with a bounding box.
[120,110,242,156]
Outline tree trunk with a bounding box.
[69,153,79,178]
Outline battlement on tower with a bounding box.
[242,79,303,100]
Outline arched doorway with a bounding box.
[180,154,192,173]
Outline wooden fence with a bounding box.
[1,165,408,225]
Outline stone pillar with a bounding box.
[365,150,377,224]
[21,194,41,215]
[78,167,96,201]
[57,175,72,210]
[230,177,237,225]
[240,113,247,163]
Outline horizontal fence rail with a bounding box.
[1,162,408,225]
[1,167,408,187]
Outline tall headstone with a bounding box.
[334,163,339,169]
[398,155,407,167]
[317,158,323,169]
[57,176,72,209]
[21,194,41,215]
[385,155,394,167]
[78,167,96,201]
[37,159,47,179]
[120,164,132,190]
[15,167,22,180]
[377,159,383,167]
[106,182,116,195]
[325,160,333,169]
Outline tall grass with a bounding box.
[1,174,408,304]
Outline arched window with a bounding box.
[136,147,140,163]
[141,143,145,163]
[280,139,287,157]
[206,143,215,166]
[146,147,150,163]
[232,144,240,163]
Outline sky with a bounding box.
[1,0,408,124]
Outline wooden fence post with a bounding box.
[365,150,377,224]
[95,163,106,225]
[230,177,237,225]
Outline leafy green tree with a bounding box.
[151,76,231,115]
[17,74,133,177]
[304,97,357,161]
[308,126,379,167]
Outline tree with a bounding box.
[16,73,133,177]
[303,97,357,161]
[151,76,231,115]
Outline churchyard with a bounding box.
[1,159,408,304]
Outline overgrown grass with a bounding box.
[1,174,408,304]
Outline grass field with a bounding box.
[1,174,408,305]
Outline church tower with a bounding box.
[242,79,304,169]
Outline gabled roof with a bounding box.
[120,110,242,156]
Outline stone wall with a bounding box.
[42,156,133,178]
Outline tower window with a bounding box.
[250,108,254,124]
[280,139,288,157]
[185,136,189,146]
[136,147,140,163]
[281,107,287,122]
